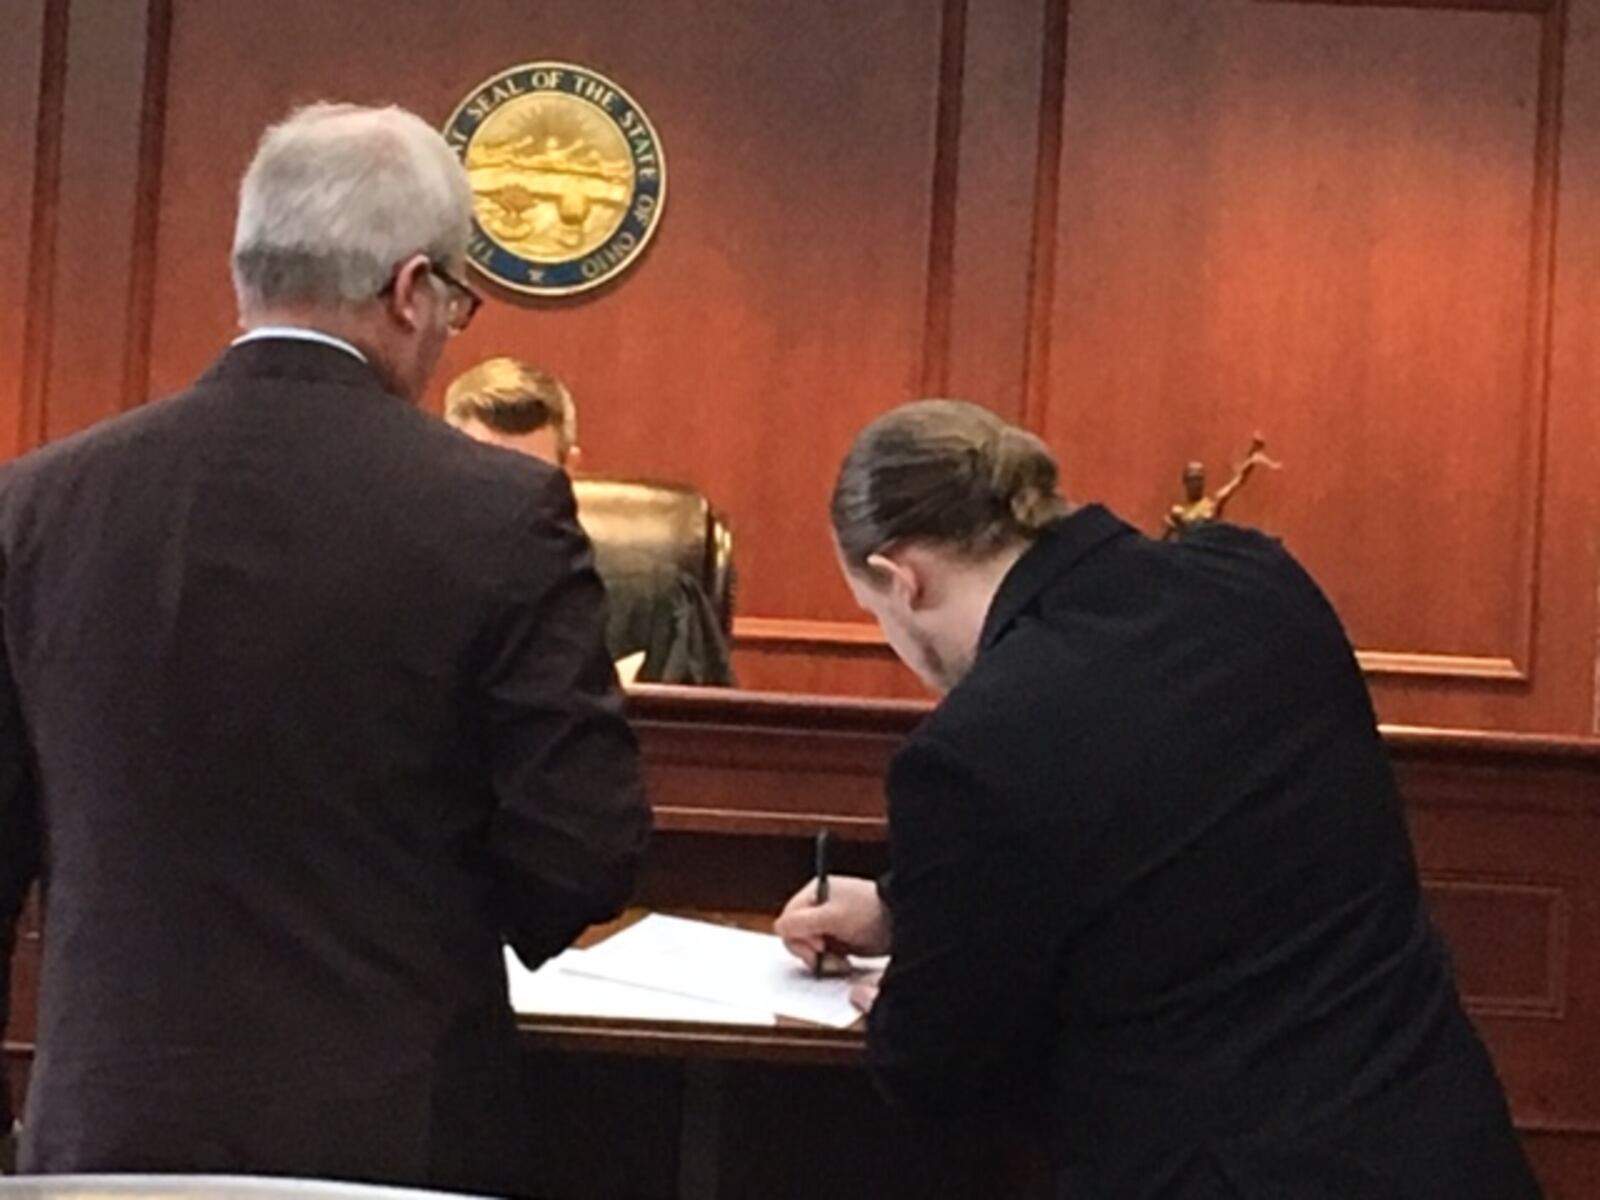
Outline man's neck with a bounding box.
[237,304,418,401]
[239,306,377,359]
[960,543,1031,635]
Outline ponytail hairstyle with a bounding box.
[831,400,1069,574]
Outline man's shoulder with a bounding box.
[375,417,586,578]
[953,611,1093,714]
[903,628,1095,797]
[0,372,567,546]
[412,420,570,516]
[205,350,569,519]
[1167,521,1305,586]
[0,393,189,499]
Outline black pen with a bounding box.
[813,828,831,979]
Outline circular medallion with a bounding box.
[444,62,666,296]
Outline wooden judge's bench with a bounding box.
[7,685,1600,1198]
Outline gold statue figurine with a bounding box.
[1164,435,1281,540]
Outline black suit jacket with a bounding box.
[0,339,650,1194]
[869,506,1539,1198]
[602,565,734,686]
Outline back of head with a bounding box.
[831,399,1069,571]
[444,357,578,460]
[231,102,472,313]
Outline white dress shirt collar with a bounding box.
[231,325,368,363]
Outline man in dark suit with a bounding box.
[777,401,1539,1197]
[0,102,650,1195]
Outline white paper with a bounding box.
[505,947,777,1025]
[562,913,879,1029]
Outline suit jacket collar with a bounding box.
[979,504,1135,651]
[197,337,392,394]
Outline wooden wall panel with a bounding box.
[1523,1131,1600,1200]
[1037,0,1599,734]
[7,0,1594,727]
[0,0,53,1123]
[144,0,951,654]
[1425,877,1571,1019]
[733,0,1059,695]
[36,0,170,442]
[1046,0,1547,668]
[938,0,1053,417]
[1545,0,1600,739]
[4,894,40,1127]
[731,637,933,700]
[747,0,1600,727]
[3,2,1600,1190]
[127,0,1065,707]
[1406,761,1600,1141]
[0,0,55,463]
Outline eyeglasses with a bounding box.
[427,261,483,334]
[380,258,484,335]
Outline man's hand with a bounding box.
[774,875,890,974]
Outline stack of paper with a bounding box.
[505,946,777,1026]
[560,913,881,1030]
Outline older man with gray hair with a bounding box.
[0,103,649,1194]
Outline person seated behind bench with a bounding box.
[445,358,733,686]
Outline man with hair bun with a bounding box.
[777,400,1536,1197]
[0,103,648,1193]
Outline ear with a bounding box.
[383,254,432,332]
[864,550,925,611]
[563,444,584,474]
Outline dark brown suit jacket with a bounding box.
[0,338,650,1194]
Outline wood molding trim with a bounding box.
[733,617,887,650]
[917,0,967,398]
[118,0,173,416]
[14,0,69,459]
[1357,650,1527,682]
[1020,0,1070,433]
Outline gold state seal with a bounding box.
[444,62,666,296]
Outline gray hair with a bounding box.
[231,102,473,311]
[831,400,1069,572]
